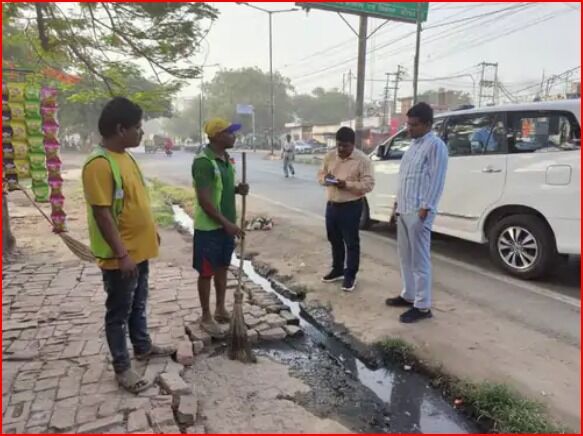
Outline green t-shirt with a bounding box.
[191,148,237,225]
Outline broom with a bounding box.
[16,184,96,263]
[228,152,257,363]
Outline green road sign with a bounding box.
[298,2,429,23]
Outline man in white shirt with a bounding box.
[281,134,296,178]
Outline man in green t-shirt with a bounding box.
[192,118,249,337]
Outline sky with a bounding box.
[179,1,581,104]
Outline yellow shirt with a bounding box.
[82,151,159,270]
[318,149,375,202]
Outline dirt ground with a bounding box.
[244,195,581,431]
[4,170,351,434]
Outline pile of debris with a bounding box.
[245,216,273,231]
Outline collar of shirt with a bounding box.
[204,146,230,163]
[337,150,356,161]
[412,130,435,145]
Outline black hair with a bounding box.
[98,97,143,139]
[336,126,355,144]
[286,134,291,140]
[407,102,434,125]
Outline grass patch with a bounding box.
[375,337,568,434]
[148,179,195,228]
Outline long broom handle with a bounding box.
[16,184,58,230]
[235,152,247,296]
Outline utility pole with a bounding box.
[347,69,353,124]
[392,65,403,116]
[383,72,391,128]
[354,15,368,149]
[478,62,499,106]
[412,2,422,104]
[268,11,274,155]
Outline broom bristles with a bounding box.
[228,291,256,363]
[59,233,96,263]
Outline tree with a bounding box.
[2,2,218,250]
[163,96,203,141]
[292,87,354,125]
[203,67,294,136]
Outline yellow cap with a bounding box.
[204,118,242,139]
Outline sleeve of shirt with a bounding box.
[346,156,375,194]
[82,158,114,207]
[421,140,449,211]
[192,159,215,189]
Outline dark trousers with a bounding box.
[325,200,363,280]
[102,261,152,374]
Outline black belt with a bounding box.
[327,199,363,207]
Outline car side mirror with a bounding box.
[376,145,386,158]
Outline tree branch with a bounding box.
[35,3,50,51]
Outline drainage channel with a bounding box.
[172,206,476,434]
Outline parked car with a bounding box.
[363,99,581,279]
[294,140,314,154]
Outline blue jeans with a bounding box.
[102,261,152,374]
[283,158,295,177]
[397,213,435,309]
[325,200,363,280]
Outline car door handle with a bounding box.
[482,167,502,173]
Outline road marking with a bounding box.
[250,193,581,310]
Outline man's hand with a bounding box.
[119,255,138,279]
[224,221,244,238]
[236,183,249,196]
[418,208,430,220]
[336,179,347,189]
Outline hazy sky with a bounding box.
[179,2,581,104]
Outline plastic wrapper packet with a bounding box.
[48,177,64,196]
[29,153,47,170]
[5,174,19,191]
[41,106,58,124]
[3,142,15,159]
[4,159,17,175]
[11,121,27,141]
[2,110,10,122]
[42,123,59,141]
[24,84,40,102]
[28,136,44,154]
[50,193,65,212]
[40,87,58,107]
[32,181,50,203]
[2,126,13,140]
[14,159,31,178]
[7,83,25,102]
[46,157,62,178]
[51,210,67,232]
[13,141,28,160]
[9,102,25,121]
[25,101,41,119]
[44,139,60,159]
[26,118,43,136]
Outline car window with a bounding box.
[507,111,580,153]
[444,114,506,157]
[386,130,412,160]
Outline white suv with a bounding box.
[363,100,581,279]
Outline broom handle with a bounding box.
[16,184,58,230]
[236,152,247,295]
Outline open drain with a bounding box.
[173,206,475,434]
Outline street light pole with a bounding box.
[269,11,274,155]
[236,2,298,155]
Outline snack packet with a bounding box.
[11,121,27,140]
[13,140,28,160]
[26,118,43,136]
[9,102,25,121]
[7,83,25,102]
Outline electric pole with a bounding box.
[392,65,403,116]
[412,2,422,104]
[354,15,368,149]
[478,62,499,107]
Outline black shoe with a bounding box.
[399,307,432,324]
[322,270,344,283]
[385,296,414,307]
[342,277,357,292]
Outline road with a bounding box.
[67,150,580,344]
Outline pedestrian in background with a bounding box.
[386,102,448,323]
[318,127,375,292]
[281,134,296,177]
[82,97,174,394]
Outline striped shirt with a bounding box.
[396,131,448,214]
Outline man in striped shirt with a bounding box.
[386,102,448,323]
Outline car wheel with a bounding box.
[488,214,557,280]
[359,200,372,230]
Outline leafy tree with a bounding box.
[292,87,354,125]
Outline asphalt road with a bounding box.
[66,150,580,344]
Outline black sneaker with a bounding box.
[342,277,357,292]
[385,296,414,307]
[399,307,433,324]
[322,270,344,283]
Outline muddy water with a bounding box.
[173,206,476,434]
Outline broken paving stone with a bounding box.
[176,340,194,366]
[192,340,205,355]
[185,324,212,346]
[128,409,149,433]
[176,394,198,426]
[260,313,286,328]
[284,325,303,337]
[254,322,271,332]
[185,424,206,434]
[247,329,259,344]
[3,349,39,361]
[258,327,287,341]
[147,407,175,426]
[266,304,287,314]
[77,413,124,433]
[49,407,75,431]
[280,310,300,325]
[158,372,191,395]
[244,315,262,328]
[158,424,181,434]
